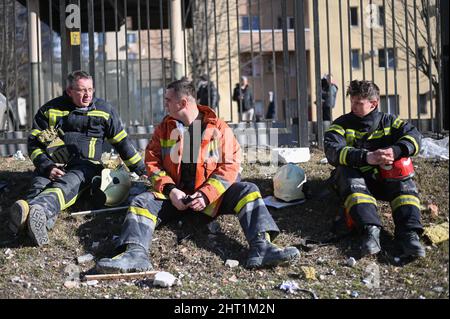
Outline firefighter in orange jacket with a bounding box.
[324,80,425,259]
[96,78,299,273]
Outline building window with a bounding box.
[266,56,274,73]
[378,6,385,26]
[351,49,361,69]
[379,48,396,68]
[128,52,137,60]
[277,16,295,30]
[380,95,399,115]
[418,47,425,68]
[127,33,137,43]
[350,7,359,26]
[419,93,428,114]
[241,16,260,30]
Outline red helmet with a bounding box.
[379,157,415,181]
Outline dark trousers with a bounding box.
[26,160,103,229]
[333,166,423,236]
[118,182,280,251]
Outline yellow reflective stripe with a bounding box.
[30,148,44,161]
[41,188,65,209]
[129,206,157,224]
[203,202,217,217]
[152,192,167,200]
[207,178,226,196]
[50,140,65,148]
[31,129,42,136]
[367,127,391,140]
[327,124,345,136]
[344,193,377,211]
[391,195,421,212]
[109,129,128,144]
[208,140,219,152]
[234,191,262,214]
[400,135,420,156]
[87,110,110,120]
[160,139,177,147]
[359,165,374,173]
[88,138,97,158]
[124,153,142,166]
[392,118,404,129]
[150,171,167,184]
[45,110,70,127]
[339,146,351,165]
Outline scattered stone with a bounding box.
[63,264,80,281]
[77,253,95,264]
[346,257,357,267]
[301,266,317,280]
[4,248,14,259]
[432,286,444,293]
[319,275,326,281]
[327,269,336,276]
[228,275,238,283]
[11,276,22,283]
[419,295,426,299]
[394,257,401,264]
[426,203,439,218]
[86,280,99,286]
[64,280,79,289]
[350,291,359,298]
[153,271,177,288]
[319,157,328,164]
[279,280,299,294]
[362,262,380,289]
[225,259,239,268]
[22,282,31,289]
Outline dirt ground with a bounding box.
[0,147,448,299]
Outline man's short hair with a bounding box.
[346,80,380,100]
[66,70,92,89]
[167,77,196,99]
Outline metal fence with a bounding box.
[0,0,448,156]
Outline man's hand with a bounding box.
[367,148,395,165]
[187,192,207,212]
[48,167,66,181]
[169,188,189,211]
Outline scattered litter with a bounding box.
[319,157,328,164]
[228,275,238,283]
[346,257,357,267]
[423,222,449,245]
[350,291,359,298]
[263,195,305,209]
[13,150,25,161]
[362,262,380,289]
[86,280,99,286]
[63,264,80,282]
[300,266,317,281]
[77,253,95,264]
[279,281,318,298]
[279,280,299,294]
[271,147,311,164]
[153,271,177,288]
[418,137,449,160]
[64,280,79,289]
[4,248,14,259]
[225,259,239,268]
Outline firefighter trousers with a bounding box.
[118,182,280,251]
[333,166,423,236]
[24,160,103,229]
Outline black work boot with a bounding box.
[27,204,49,247]
[9,200,30,235]
[397,230,426,258]
[245,232,300,269]
[96,244,153,274]
[360,225,381,256]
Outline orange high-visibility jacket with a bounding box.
[145,105,242,214]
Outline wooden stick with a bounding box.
[70,206,129,217]
[83,270,159,281]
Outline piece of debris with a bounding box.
[346,257,357,267]
[300,266,317,281]
[77,253,95,264]
[225,259,239,268]
[426,203,439,218]
[4,248,14,259]
[362,262,380,289]
[91,242,100,250]
[84,271,158,282]
[13,150,25,161]
[86,280,99,286]
[64,280,79,289]
[423,222,449,245]
[153,271,177,288]
[279,280,299,294]
[319,157,328,164]
[350,291,359,298]
[64,264,80,282]
[271,147,311,164]
[228,275,238,283]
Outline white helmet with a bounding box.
[92,167,131,207]
[273,163,307,202]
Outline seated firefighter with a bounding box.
[96,78,300,273]
[324,80,425,258]
[9,70,146,246]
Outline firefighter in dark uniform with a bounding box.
[9,70,146,247]
[324,80,425,258]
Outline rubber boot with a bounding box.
[27,204,49,247]
[360,225,381,256]
[96,244,153,274]
[9,199,30,235]
[397,230,426,258]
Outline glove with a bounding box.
[132,161,147,177]
[47,144,71,164]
